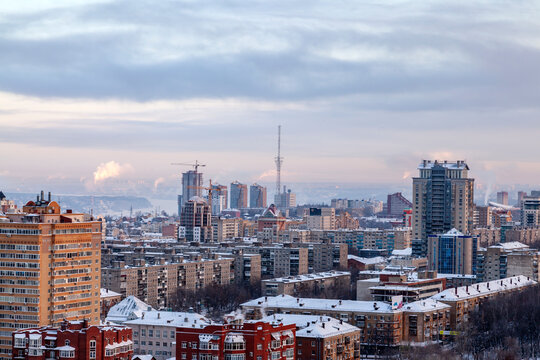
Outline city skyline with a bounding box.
[1,1,540,199]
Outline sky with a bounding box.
[1,0,540,205]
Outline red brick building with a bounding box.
[176,321,295,360]
[12,320,133,360]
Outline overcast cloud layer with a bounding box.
[1,0,540,202]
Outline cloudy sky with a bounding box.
[1,0,540,204]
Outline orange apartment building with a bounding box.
[0,192,102,360]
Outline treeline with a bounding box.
[399,284,540,359]
[169,282,262,320]
[456,283,540,359]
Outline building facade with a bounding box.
[249,184,267,209]
[412,160,475,257]
[11,320,132,360]
[179,198,213,242]
[230,181,248,210]
[175,321,296,360]
[0,194,102,359]
[182,171,203,205]
[387,193,413,217]
[427,229,478,275]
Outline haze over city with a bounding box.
[2,0,540,210]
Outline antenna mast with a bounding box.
[275,125,283,195]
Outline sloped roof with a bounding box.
[106,296,154,324]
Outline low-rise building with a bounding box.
[100,288,122,321]
[261,314,361,360]
[11,320,133,360]
[106,296,154,325]
[262,271,351,296]
[431,275,537,331]
[126,311,211,360]
[175,320,296,360]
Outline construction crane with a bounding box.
[187,179,214,209]
[170,160,206,172]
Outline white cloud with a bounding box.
[93,161,133,183]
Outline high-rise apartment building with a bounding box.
[386,192,413,217]
[181,170,203,205]
[427,229,478,275]
[249,183,267,208]
[0,193,102,359]
[412,160,474,256]
[475,206,492,228]
[304,207,336,230]
[521,195,540,227]
[179,197,212,242]
[230,181,248,209]
[517,191,527,206]
[496,191,509,205]
[211,184,228,211]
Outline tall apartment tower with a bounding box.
[211,184,228,208]
[181,170,203,205]
[230,181,248,209]
[0,192,102,359]
[517,191,527,207]
[412,160,474,256]
[249,183,267,208]
[387,192,413,217]
[179,197,213,242]
[521,196,540,227]
[497,191,509,205]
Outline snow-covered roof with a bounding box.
[348,255,386,265]
[391,248,412,257]
[402,299,450,312]
[132,355,155,360]
[417,161,468,170]
[260,314,359,338]
[101,288,121,298]
[262,271,350,284]
[55,345,75,351]
[443,228,464,237]
[124,311,211,328]
[492,241,529,250]
[106,296,154,324]
[432,275,537,302]
[241,295,397,314]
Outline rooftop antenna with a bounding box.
[275,125,283,196]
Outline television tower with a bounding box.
[275,125,283,196]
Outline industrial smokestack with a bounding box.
[40,190,44,201]
[48,192,51,202]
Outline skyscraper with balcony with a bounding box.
[179,197,213,242]
[0,192,102,359]
[230,181,248,209]
[181,170,203,205]
[412,160,475,257]
[249,183,267,208]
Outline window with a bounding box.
[156,330,161,337]
[311,341,315,347]
[182,342,187,348]
[257,344,262,350]
[156,342,160,347]
[171,331,175,338]
[149,329,154,337]
[192,342,197,349]
[141,329,146,337]
[134,331,139,337]
[182,354,187,360]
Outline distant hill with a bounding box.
[5,192,152,215]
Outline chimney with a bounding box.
[455,287,458,295]
[157,313,161,319]
[48,192,51,202]
[322,322,325,328]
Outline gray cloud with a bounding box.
[0,0,539,110]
